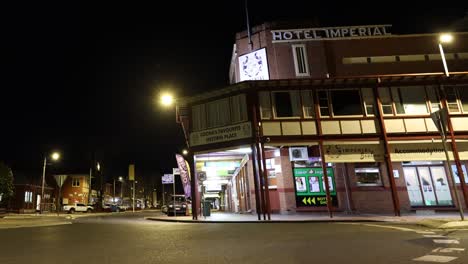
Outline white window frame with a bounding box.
[272,90,301,119]
[292,44,310,77]
[328,89,365,118]
[72,178,80,187]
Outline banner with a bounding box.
[128,164,135,181]
[162,174,174,184]
[175,154,191,199]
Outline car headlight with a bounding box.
[182,204,187,208]
[169,205,173,208]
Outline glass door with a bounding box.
[403,167,424,206]
[430,166,453,205]
[417,167,437,206]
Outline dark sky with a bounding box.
[2,2,467,187]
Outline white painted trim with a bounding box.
[291,44,310,77]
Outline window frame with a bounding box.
[323,89,365,118]
[271,90,301,119]
[72,177,80,187]
[291,44,310,77]
[355,166,383,187]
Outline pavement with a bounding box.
[146,211,468,229]
[0,209,156,229]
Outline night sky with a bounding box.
[3,2,467,188]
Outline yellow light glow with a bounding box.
[97,162,101,171]
[182,149,189,155]
[160,93,174,106]
[51,152,60,161]
[439,33,453,43]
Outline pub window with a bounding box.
[445,85,468,113]
[318,90,330,117]
[259,91,272,119]
[206,98,231,128]
[272,91,301,118]
[378,87,394,115]
[445,86,460,113]
[458,85,468,113]
[361,88,376,116]
[392,86,428,115]
[301,90,315,118]
[230,94,248,123]
[292,44,310,76]
[330,89,363,116]
[191,104,207,131]
[355,165,383,186]
[72,178,80,187]
[426,86,441,113]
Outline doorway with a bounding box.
[403,166,453,206]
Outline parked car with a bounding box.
[165,195,189,216]
[63,203,94,214]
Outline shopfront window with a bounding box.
[355,165,382,186]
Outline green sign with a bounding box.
[293,167,337,207]
[294,167,336,196]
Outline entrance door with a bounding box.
[403,166,453,207]
[403,167,424,206]
[430,167,453,205]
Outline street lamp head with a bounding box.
[96,162,101,171]
[160,93,174,107]
[51,152,60,161]
[182,149,189,155]
[119,176,123,181]
[439,33,453,44]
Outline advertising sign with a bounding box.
[162,174,174,184]
[324,143,384,162]
[238,48,270,81]
[190,122,252,147]
[293,167,338,207]
[175,154,191,199]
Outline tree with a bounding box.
[0,162,14,206]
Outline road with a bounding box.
[0,212,467,264]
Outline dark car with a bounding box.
[165,195,189,216]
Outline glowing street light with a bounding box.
[160,93,174,107]
[182,149,189,155]
[438,33,454,77]
[41,151,61,213]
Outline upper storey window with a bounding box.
[292,44,310,77]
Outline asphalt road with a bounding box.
[0,212,467,264]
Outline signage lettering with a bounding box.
[190,122,252,146]
[271,25,391,42]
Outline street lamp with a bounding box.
[41,151,60,214]
[439,33,453,77]
[160,93,174,107]
[113,176,124,204]
[182,149,189,155]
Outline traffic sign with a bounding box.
[162,174,174,184]
[54,175,68,188]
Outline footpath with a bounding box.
[146,211,468,230]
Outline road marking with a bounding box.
[424,235,447,238]
[356,223,419,232]
[413,255,457,262]
[432,247,465,253]
[433,239,460,244]
[417,231,436,234]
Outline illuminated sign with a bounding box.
[190,122,252,147]
[238,48,270,81]
[271,25,391,43]
[324,143,384,162]
[293,167,337,207]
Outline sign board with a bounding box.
[190,122,252,147]
[54,174,68,188]
[324,143,384,162]
[128,164,135,181]
[271,25,392,43]
[389,143,453,161]
[293,167,337,207]
[238,48,270,81]
[173,168,180,175]
[162,174,174,184]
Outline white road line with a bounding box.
[424,235,447,238]
[433,239,460,244]
[413,255,457,263]
[357,223,419,232]
[432,248,465,253]
[417,231,436,234]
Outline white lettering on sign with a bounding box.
[190,122,252,147]
[271,25,392,42]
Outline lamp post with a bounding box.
[113,176,123,204]
[439,33,453,77]
[41,152,60,214]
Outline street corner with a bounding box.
[415,218,468,230]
